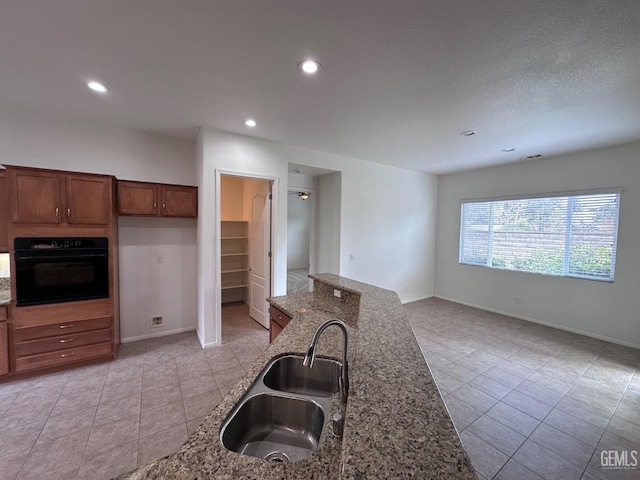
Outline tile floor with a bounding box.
[0,302,268,480]
[2,298,638,480]
[404,298,640,480]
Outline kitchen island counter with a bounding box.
[120,274,475,479]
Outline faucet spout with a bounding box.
[303,319,349,403]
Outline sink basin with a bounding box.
[220,393,325,463]
[262,354,341,397]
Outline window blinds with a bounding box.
[459,191,621,282]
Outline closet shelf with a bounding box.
[221,283,249,290]
[221,268,250,274]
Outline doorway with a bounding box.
[220,174,272,347]
[287,189,314,294]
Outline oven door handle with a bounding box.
[15,252,108,261]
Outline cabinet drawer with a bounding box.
[0,306,7,322]
[14,316,112,342]
[15,342,112,373]
[269,306,291,329]
[15,328,112,357]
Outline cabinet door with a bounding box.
[161,185,197,218]
[116,181,159,216]
[0,172,8,252]
[8,169,62,224]
[66,175,113,225]
[0,322,8,375]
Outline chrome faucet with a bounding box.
[303,319,349,404]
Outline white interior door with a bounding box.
[248,180,271,328]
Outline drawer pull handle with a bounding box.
[60,352,75,358]
[59,324,74,329]
[59,338,74,343]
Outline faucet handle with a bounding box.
[331,412,344,437]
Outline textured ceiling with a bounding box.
[1,0,639,174]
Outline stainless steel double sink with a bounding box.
[220,353,342,463]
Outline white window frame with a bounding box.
[459,188,622,282]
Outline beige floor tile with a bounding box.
[459,430,509,479]
[93,394,141,427]
[186,416,207,436]
[543,408,604,447]
[513,439,583,480]
[466,414,526,456]
[442,396,482,431]
[141,382,183,411]
[0,421,44,460]
[38,407,96,444]
[77,441,138,480]
[485,402,540,437]
[140,400,186,438]
[0,450,29,480]
[183,389,222,421]
[20,432,87,480]
[138,423,188,467]
[529,423,595,468]
[180,373,218,399]
[213,365,246,388]
[85,414,140,458]
[494,459,543,480]
[100,377,143,403]
[450,384,499,413]
[501,390,553,420]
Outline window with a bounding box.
[459,189,621,281]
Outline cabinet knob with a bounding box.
[60,352,75,358]
[55,207,60,218]
[153,202,157,208]
[162,203,166,209]
[67,208,71,218]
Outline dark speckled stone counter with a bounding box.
[0,278,10,305]
[120,274,476,479]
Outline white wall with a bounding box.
[435,141,640,348]
[287,193,312,270]
[316,172,342,275]
[197,128,438,345]
[0,107,198,341]
[118,217,197,341]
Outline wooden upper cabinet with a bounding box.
[6,167,113,226]
[66,175,112,225]
[161,184,197,218]
[116,181,158,216]
[8,168,62,224]
[0,172,8,251]
[117,181,197,218]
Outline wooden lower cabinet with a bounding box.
[0,322,8,375]
[13,316,114,373]
[269,306,292,344]
[15,342,112,372]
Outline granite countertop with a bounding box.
[0,277,10,305]
[120,274,476,479]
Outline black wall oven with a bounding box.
[14,237,109,306]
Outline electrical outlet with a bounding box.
[334,289,341,298]
[151,316,163,327]
[156,255,164,264]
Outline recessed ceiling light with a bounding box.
[459,130,476,136]
[86,81,108,93]
[501,147,516,152]
[298,60,321,75]
[244,119,257,127]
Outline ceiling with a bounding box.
[1,1,639,175]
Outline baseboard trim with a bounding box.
[433,295,640,350]
[121,327,196,344]
[401,294,434,305]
